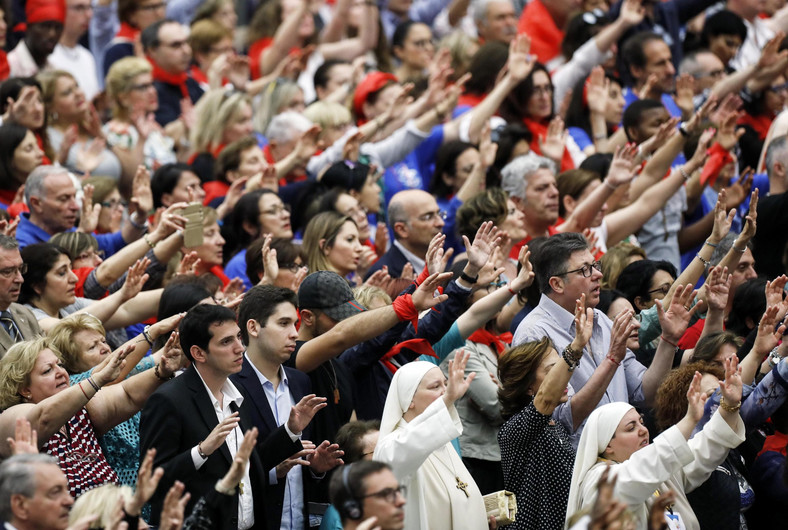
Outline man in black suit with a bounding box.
[232,285,343,529]
[140,304,321,530]
[365,189,446,279]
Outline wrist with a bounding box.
[461,266,480,280]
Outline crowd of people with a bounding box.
[1,0,788,528]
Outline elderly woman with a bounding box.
[373,353,490,530]
[47,313,182,487]
[566,357,746,529]
[104,56,176,171]
[0,336,181,496]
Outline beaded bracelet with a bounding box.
[720,396,742,413]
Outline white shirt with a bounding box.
[190,370,254,530]
[8,40,54,77]
[731,17,775,71]
[49,43,99,101]
[393,239,426,272]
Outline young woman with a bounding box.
[0,123,44,207]
[392,21,434,83]
[302,211,363,280]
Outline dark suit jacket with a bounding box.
[231,360,314,530]
[364,243,410,280]
[139,366,301,530]
[0,303,42,357]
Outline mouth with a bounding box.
[56,380,69,389]
[640,439,649,447]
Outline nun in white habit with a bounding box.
[565,357,747,530]
[373,353,490,530]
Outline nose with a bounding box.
[68,270,78,283]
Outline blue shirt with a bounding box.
[225,250,253,291]
[16,213,126,256]
[382,126,444,207]
[622,89,687,166]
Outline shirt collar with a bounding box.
[539,293,599,331]
[245,352,289,390]
[194,366,244,409]
[393,240,426,272]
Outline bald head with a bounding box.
[388,189,445,256]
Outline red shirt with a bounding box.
[508,221,562,259]
[517,0,563,65]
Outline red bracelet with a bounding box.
[660,335,679,348]
[392,294,420,332]
[78,381,90,399]
[606,354,621,367]
[508,287,517,296]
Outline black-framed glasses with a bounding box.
[557,261,602,278]
[361,485,406,504]
[260,203,291,216]
[647,283,671,297]
[0,264,27,278]
[138,2,166,11]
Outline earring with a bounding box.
[51,112,58,122]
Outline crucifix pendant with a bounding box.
[239,481,244,495]
[333,388,340,404]
[455,476,469,497]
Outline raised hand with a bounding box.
[159,331,187,376]
[94,343,133,386]
[200,412,241,456]
[637,117,679,159]
[152,202,189,239]
[425,233,453,275]
[128,448,164,516]
[75,137,106,174]
[217,427,258,492]
[443,350,476,407]
[276,442,315,478]
[606,143,638,187]
[685,371,708,424]
[129,165,154,217]
[585,66,610,117]
[158,481,190,530]
[719,355,743,406]
[176,251,200,276]
[753,304,786,356]
[572,294,594,351]
[765,275,788,322]
[538,116,567,163]
[675,74,695,118]
[589,464,629,530]
[412,271,451,311]
[704,266,731,314]
[637,73,659,100]
[463,221,501,273]
[656,284,702,344]
[7,417,38,455]
[724,168,754,208]
[78,184,101,233]
[619,0,645,26]
[710,189,735,243]
[608,307,637,364]
[506,34,535,83]
[738,188,758,243]
[287,394,328,434]
[307,440,344,472]
[509,245,535,293]
[120,259,150,302]
[688,127,717,169]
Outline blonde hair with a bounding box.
[254,79,302,134]
[47,314,106,374]
[352,285,391,309]
[49,231,99,262]
[600,242,647,289]
[303,101,352,140]
[69,484,134,528]
[0,338,55,410]
[302,211,355,273]
[189,19,231,55]
[437,31,479,81]
[190,89,252,153]
[105,57,153,120]
[37,70,77,124]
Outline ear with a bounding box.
[361,101,375,120]
[510,196,523,208]
[300,309,316,327]
[190,345,208,364]
[774,161,786,179]
[241,220,259,239]
[624,125,638,143]
[633,296,649,311]
[441,172,455,188]
[160,193,173,208]
[10,493,28,520]
[17,385,30,401]
[28,196,42,214]
[745,316,755,330]
[348,189,360,199]
[392,221,409,240]
[319,238,329,255]
[246,318,261,339]
[548,275,564,294]
[562,195,576,216]
[392,44,404,61]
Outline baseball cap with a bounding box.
[298,270,366,321]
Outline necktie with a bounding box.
[0,311,22,343]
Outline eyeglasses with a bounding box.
[130,82,155,92]
[532,85,553,97]
[416,209,447,223]
[361,485,406,504]
[647,283,671,297]
[75,249,105,262]
[582,8,608,25]
[484,279,507,293]
[768,82,788,93]
[557,261,602,278]
[100,198,128,209]
[138,2,166,11]
[160,40,189,50]
[280,262,303,272]
[0,264,27,278]
[260,203,290,216]
[68,4,93,12]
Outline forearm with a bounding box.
[711,66,753,101]
[455,164,485,203]
[112,145,145,197]
[700,308,725,339]
[104,290,162,330]
[677,210,715,253]
[533,341,581,415]
[569,358,619,430]
[562,180,615,233]
[320,0,351,43]
[120,213,148,244]
[740,347,763,386]
[455,287,514,338]
[260,6,308,76]
[641,339,679,406]
[447,0,470,26]
[464,75,518,143]
[494,297,526,334]
[630,134,686,201]
[593,17,632,53]
[94,236,151,287]
[295,307,401,372]
[152,231,184,264]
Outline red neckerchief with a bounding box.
[524,118,574,172]
[700,142,734,187]
[34,132,51,165]
[116,22,138,41]
[738,113,773,141]
[758,429,788,457]
[211,143,227,158]
[379,339,437,373]
[467,328,513,356]
[0,188,16,205]
[190,64,208,86]
[457,93,486,108]
[209,265,231,287]
[149,57,189,99]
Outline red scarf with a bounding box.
[379,339,437,373]
[190,65,208,86]
[149,57,190,99]
[115,22,139,41]
[700,142,734,187]
[457,93,486,108]
[524,118,574,172]
[737,113,773,141]
[467,328,513,356]
[758,429,788,457]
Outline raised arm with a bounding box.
[317,2,378,61]
[260,0,311,76]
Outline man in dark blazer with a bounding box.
[365,189,446,279]
[0,235,41,358]
[140,304,321,530]
[232,285,343,529]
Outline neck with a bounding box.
[395,64,424,82]
[770,177,788,195]
[195,363,228,402]
[298,325,316,341]
[28,213,59,236]
[396,238,427,260]
[60,31,81,48]
[246,347,282,386]
[549,293,576,314]
[25,38,48,68]
[32,296,61,318]
[522,217,551,239]
[634,81,662,101]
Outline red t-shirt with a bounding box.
[517,0,563,65]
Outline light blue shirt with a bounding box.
[512,294,646,446]
[247,357,304,530]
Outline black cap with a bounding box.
[297,270,366,321]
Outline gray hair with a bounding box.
[532,232,589,294]
[265,111,313,144]
[678,50,708,77]
[765,135,788,181]
[472,0,511,23]
[710,232,753,267]
[500,153,556,199]
[0,454,60,521]
[24,166,68,206]
[0,234,18,251]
